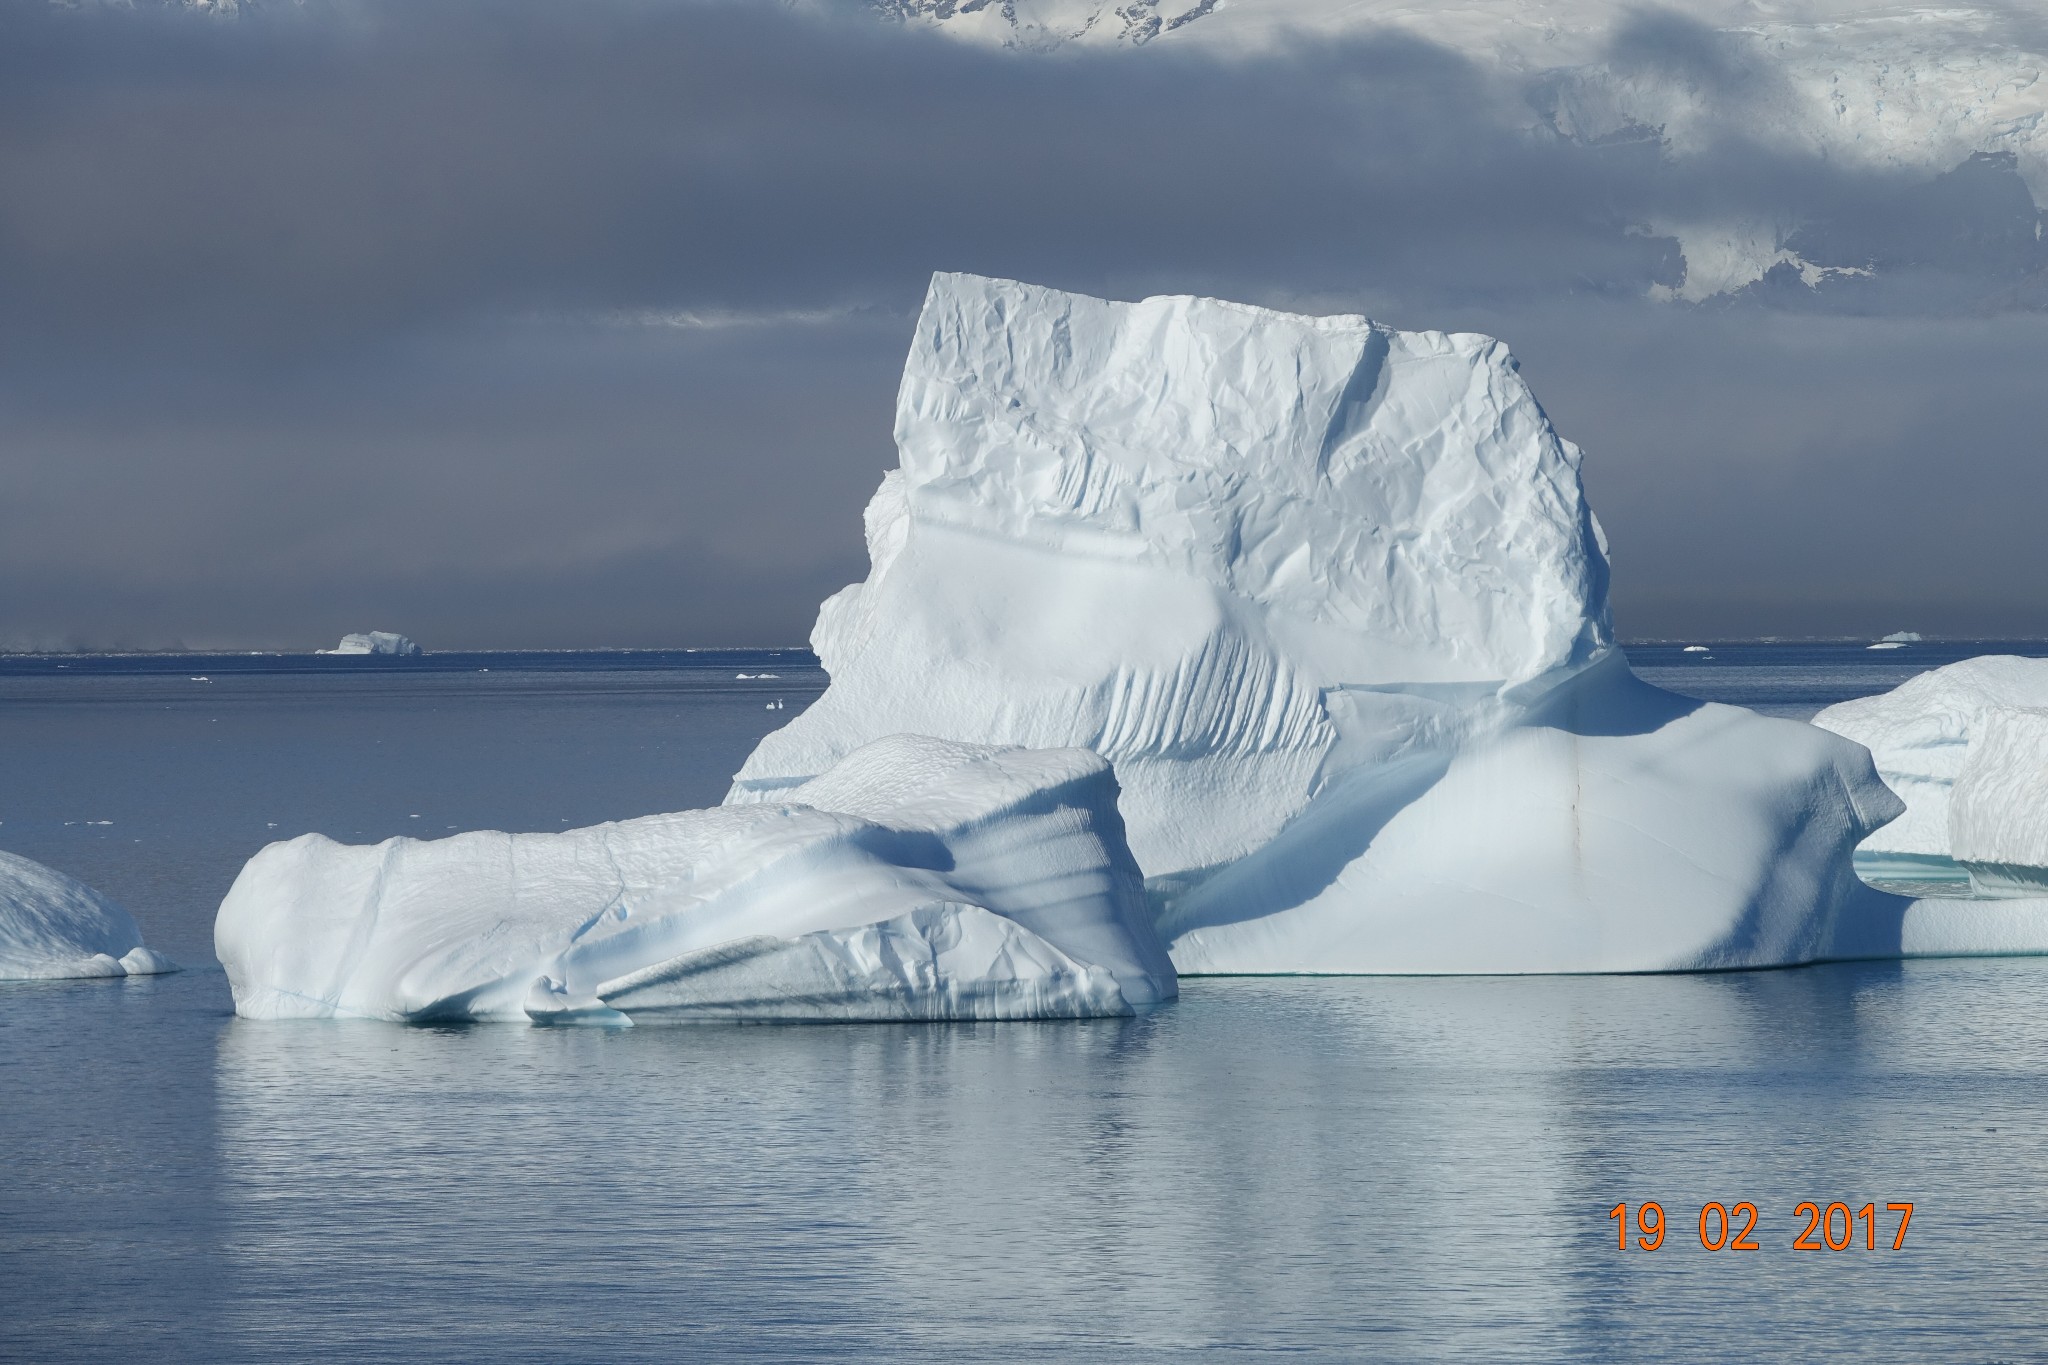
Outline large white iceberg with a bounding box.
[1812,656,2048,880]
[730,272,1904,973]
[319,631,421,656]
[216,734,1175,1023]
[0,849,176,980]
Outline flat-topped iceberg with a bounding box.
[1,849,175,980]
[319,631,420,656]
[731,272,1903,973]
[1813,656,2048,882]
[216,734,1175,1023]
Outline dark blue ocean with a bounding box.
[5,642,2047,1362]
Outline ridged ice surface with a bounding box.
[0,848,175,980]
[215,734,1174,1023]
[733,273,1613,874]
[732,273,1905,972]
[1813,655,2048,870]
[1947,707,2048,895]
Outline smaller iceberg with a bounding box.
[1,850,177,980]
[216,734,1175,1023]
[319,631,421,657]
[1813,656,2048,881]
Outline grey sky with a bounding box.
[2,0,2044,648]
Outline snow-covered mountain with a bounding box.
[873,0,2048,304]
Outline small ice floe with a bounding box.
[1869,630,1923,650]
[766,700,784,710]
[191,675,211,682]
[87,820,112,827]
[1682,646,1709,653]
[736,673,782,680]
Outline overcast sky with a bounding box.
[3,0,2045,648]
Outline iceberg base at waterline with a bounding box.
[1,849,177,981]
[215,735,1176,1024]
[1828,889,2048,961]
[1156,652,1905,974]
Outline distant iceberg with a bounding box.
[319,631,421,656]
[1,850,176,980]
[729,272,1902,974]
[216,734,1175,1023]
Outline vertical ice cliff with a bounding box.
[1948,707,2048,896]
[731,272,1902,973]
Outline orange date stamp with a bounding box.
[1608,1201,1914,1251]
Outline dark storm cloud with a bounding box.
[0,0,2043,647]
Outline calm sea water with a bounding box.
[5,642,2048,1362]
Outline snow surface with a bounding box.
[873,0,2048,302]
[216,733,1175,1022]
[730,272,1905,973]
[1813,656,2048,875]
[0,849,175,980]
[320,631,420,656]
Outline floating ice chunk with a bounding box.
[1814,656,2048,877]
[1880,631,1924,643]
[215,733,1174,1022]
[728,273,1901,973]
[319,631,421,656]
[0,849,176,980]
[1683,645,1710,653]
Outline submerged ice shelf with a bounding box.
[0,849,175,980]
[216,734,1175,1023]
[731,272,1905,974]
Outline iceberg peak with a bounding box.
[729,272,1898,973]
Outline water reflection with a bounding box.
[204,962,2048,1362]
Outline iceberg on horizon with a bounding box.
[216,734,1175,1023]
[729,271,1905,974]
[1,849,176,980]
[319,631,421,657]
